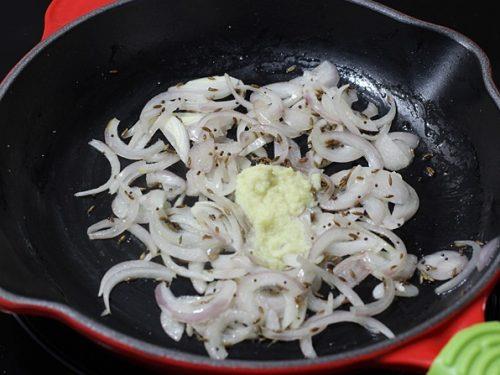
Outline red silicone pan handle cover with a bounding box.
[41,1,499,372]
[42,0,115,40]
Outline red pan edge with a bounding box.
[0,0,498,372]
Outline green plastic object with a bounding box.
[428,321,500,375]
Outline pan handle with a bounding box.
[42,0,115,40]
[376,272,498,371]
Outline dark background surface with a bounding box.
[0,0,498,374]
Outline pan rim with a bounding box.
[0,0,499,370]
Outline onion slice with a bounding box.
[155,280,236,324]
[435,241,480,295]
[477,237,499,271]
[98,260,175,315]
[75,140,120,197]
[262,311,394,341]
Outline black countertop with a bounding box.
[0,1,498,374]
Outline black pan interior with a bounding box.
[0,0,499,362]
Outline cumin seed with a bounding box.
[424,166,436,177]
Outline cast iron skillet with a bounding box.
[0,0,499,372]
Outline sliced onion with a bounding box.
[98,260,174,315]
[300,337,317,358]
[262,311,394,341]
[389,132,419,149]
[155,280,236,324]
[371,170,409,205]
[75,140,120,196]
[321,166,373,211]
[146,170,186,199]
[171,75,241,100]
[188,138,215,172]
[351,277,395,316]
[104,118,165,160]
[160,309,185,342]
[160,253,213,282]
[374,133,414,171]
[182,98,239,113]
[283,107,314,132]
[303,61,340,89]
[127,223,158,255]
[304,86,341,124]
[329,236,380,257]
[393,254,418,281]
[150,113,190,164]
[435,241,481,295]
[245,124,290,165]
[298,257,364,307]
[362,102,379,118]
[251,87,285,125]
[477,237,499,271]
[140,190,167,212]
[190,110,256,143]
[311,126,383,168]
[235,272,305,320]
[203,309,255,359]
[176,112,205,126]
[188,263,207,294]
[149,211,210,262]
[333,85,396,139]
[373,281,419,299]
[383,183,419,229]
[225,73,253,110]
[88,188,140,240]
[333,254,372,287]
[362,196,390,225]
[264,82,303,107]
[417,250,468,281]
[109,154,179,194]
[308,228,354,262]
